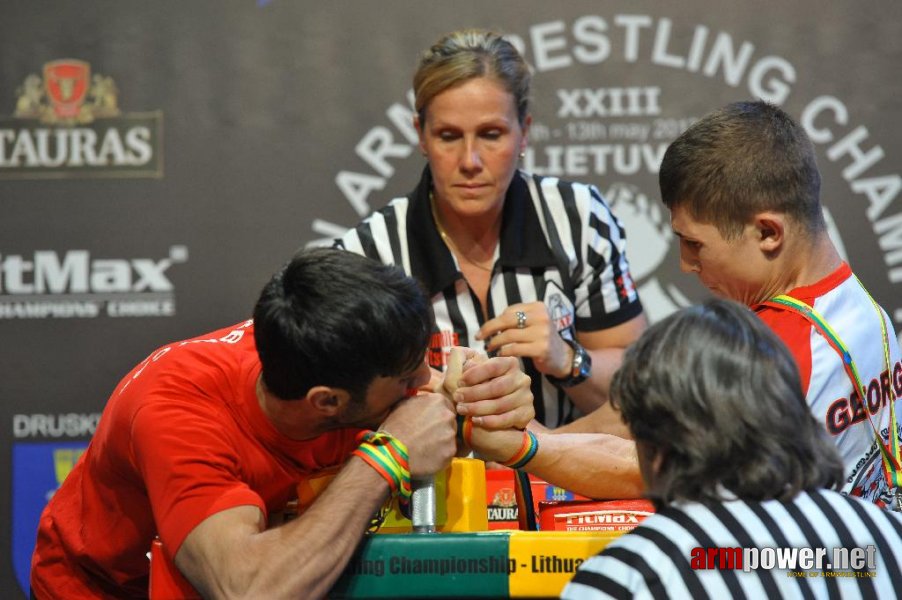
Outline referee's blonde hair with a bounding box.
[413,28,532,126]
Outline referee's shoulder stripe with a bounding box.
[826,491,902,592]
[808,489,877,598]
[631,524,708,598]
[602,547,672,600]
[346,200,409,266]
[566,570,633,600]
[354,218,381,261]
[661,506,747,599]
[739,500,817,600]
[747,499,796,548]
[707,502,783,600]
[809,489,863,550]
[782,492,842,597]
[783,491,831,547]
[381,201,407,272]
[555,180,583,262]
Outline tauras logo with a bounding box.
[487,506,518,521]
[1,59,162,179]
[0,127,154,169]
[0,246,188,319]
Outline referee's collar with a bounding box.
[406,167,558,296]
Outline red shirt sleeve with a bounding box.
[129,396,265,556]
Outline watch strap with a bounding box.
[547,338,592,388]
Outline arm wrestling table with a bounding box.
[149,458,649,599]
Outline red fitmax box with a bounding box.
[538,498,656,532]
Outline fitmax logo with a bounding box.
[564,512,642,525]
[0,246,187,294]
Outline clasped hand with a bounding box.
[438,347,536,463]
[440,347,533,430]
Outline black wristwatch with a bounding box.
[547,338,592,388]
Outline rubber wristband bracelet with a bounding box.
[501,431,531,467]
[502,430,539,469]
[353,446,400,494]
[353,441,412,506]
[353,430,412,507]
[456,415,474,447]
[370,431,412,504]
[463,418,474,447]
[357,430,411,470]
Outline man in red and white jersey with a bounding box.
[659,100,902,509]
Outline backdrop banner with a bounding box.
[2,1,900,596]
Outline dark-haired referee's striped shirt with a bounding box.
[562,489,902,599]
[336,167,643,427]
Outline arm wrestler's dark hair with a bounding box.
[253,248,431,400]
[659,100,824,240]
[611,298,844,507]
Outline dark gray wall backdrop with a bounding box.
[2,1,900,596]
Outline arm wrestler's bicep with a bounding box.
[174,505,266,599]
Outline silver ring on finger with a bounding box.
[516,310,527,329]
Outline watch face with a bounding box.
[570,348,583,377]
[550,339,592,387]
[576,344,592,378]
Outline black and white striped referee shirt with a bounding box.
[562,489,902,599]
[336,167,643,427]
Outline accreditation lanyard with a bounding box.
[762,278,902,495]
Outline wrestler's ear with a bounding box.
[307,386,349,417]
[753,212,785,253]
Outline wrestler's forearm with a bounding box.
[177,458,388,600]
[523,431,644,500]
[552,400,632,439]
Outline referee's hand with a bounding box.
[476,302,573,379]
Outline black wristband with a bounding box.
[546,338,592,388]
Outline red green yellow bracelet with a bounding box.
[352,430,412,511]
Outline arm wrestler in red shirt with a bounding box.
[30,248,533,600]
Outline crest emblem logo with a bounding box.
[491,487,517,507]
[15,60,121,125]
[44,60,90,120]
